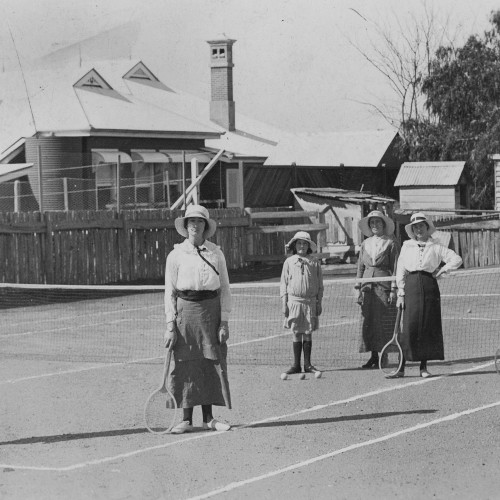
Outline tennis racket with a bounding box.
[144,348,177,434]
[495,346,500,375]
[379,307,403,376]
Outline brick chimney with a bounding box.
[207,38,236,131]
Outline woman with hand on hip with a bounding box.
[356,210,400,369]
[391,212,462,379]
[164,204,232,433]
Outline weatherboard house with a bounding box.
[0,38,403,212]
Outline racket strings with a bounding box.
[144,390,177,434]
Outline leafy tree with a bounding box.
[407,10,500,208]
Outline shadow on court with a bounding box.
[0,427,151,446]
[246,409,437,429]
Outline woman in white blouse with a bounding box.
[355,210,400,369]
[164,204,232,433]
[393,212,463,379]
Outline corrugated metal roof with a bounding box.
[292,187,396,204]
[394,161,465,186]
[0,58,291,161]
[263,129,399,167]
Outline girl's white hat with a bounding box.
[285,231,317,252]
[358,210,395,237]
[405,212,436,239]
[174,204,217,239]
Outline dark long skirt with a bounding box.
[401,271,444,361]
[359,285,397,352]
[168,295,231,409]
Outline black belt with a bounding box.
[409,270,434,278]
[177,289,218,301]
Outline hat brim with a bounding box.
[358,215,395,237]
[285,237,317,252]
[405,219,436,239]
[175,216,217,239]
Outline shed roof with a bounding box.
[292,187,396,205]
[395,161,466,187]
[263,129,399,167]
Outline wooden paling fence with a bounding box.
[0,208,248,285]
[0,209,498,285]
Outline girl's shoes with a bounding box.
[420,369,432,378]
[203,419,231,431]
[285,365,301,374]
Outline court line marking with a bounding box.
[0,361,493,472]
[186,399,500,500]
[0,320,359,385]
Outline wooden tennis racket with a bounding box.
[379,307,403,376]
[144,348,177,434]
[495,346,500,375]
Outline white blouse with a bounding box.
[164,239,231,322]
[364,235,392,263]
[396,237,462,294]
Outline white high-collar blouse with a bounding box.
[396,237,462,294]
[164,239,231,322]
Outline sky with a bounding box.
[1,0,500,134]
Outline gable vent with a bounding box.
[123,62,159,83]
[74,69,112,90]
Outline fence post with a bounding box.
[37,144,44,214]
[63,177,69,211]
[191,157,199,204]
[14,180,20,212]
[116,156,121,214]
[44,212,54,283]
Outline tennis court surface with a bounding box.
[1,268,499,499]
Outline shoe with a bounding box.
[304,365,319,373]
[385,371,404,379]
[170,420,193,434]
[285,365,301,375]
[420,369,432,378]
[202,419,231,431]
[361,357,379,369]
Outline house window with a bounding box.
[226,168,241,207]
[95,163,115,209]
[134,164,153,204]
[212,47,226,59]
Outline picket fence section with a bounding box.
[0,209,498,284]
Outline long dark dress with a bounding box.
[400,271,444,361]
[357,237,400,353]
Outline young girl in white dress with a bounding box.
[280,231,324,374]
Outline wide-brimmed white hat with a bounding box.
[405,212,436,239]
[174,204,217,239]
[285,231,317,252]
[358,210,395,237]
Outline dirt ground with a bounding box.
[1,356,499,499]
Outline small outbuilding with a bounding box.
[291,187,396,261]
[394,161,468,210]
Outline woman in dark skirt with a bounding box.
[164,204,232,433]
[392,212,462,379]
[355,210,400,368]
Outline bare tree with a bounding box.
[344,2,455,133]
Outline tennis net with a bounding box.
[1,267,499,368]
